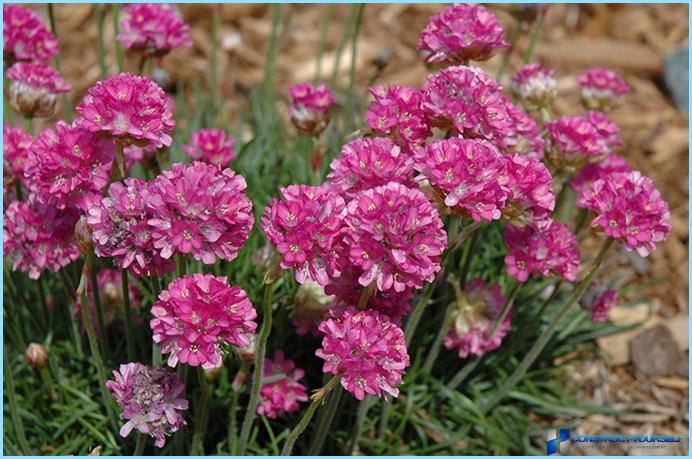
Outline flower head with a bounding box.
[3,4,59,63]
[570,152,631,195]
[575,171,671,257]
[3,122,33,193]
[150,273,258,370]
[444,278,512,358]
[575,66,630,111]
[6,61,71,118]
[117,3,192,57]
[501,95,545,159]
[579,279,617,323]
[417,3,510,66]
[257,351,309,419]
[76,73,175,148]
[287,83,335,136]
[510,63,557,111]
[501,153,555,230]
[106,362,188,448]
[316,307,409,401]
[182,128,236,168]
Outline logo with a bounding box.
[547,429,570,455]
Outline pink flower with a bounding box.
[150,273,258,370]
[327,137,416,200]
[182,128,236,168]
[3,193,80,279]
[365,84,432,155]
[24,119,114,210]
[76,73,175,148]
[293,280,335,336]
[287,83,335,136]
[444,278,512,358]
[501,95,545,159]
[570,152,631,195]
[584,110,623,151]
[261,184,346,286]
[117,3,192,57]
[575,171,672,257]
[505,220,581,282]
[148,162,254,265]
[415,137,507,222]
[510,63,557,111]
[3,123,33,193]
[417,3,510,66]
[3,5,59,63]
[575,66,630,111]
[420,65,511,147]
[6,61,71,118]
[501,153,555,230]
[256,351,309,419]
[579,279,617,323]
[342,182,447,292]
[316,307,410,401]
[106,362,188,448]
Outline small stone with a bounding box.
[663,44,689,112]
[630,324,687,376]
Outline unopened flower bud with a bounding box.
[6,61,71,119]
[25,343,48,369]
[221,32,242,55]
[233,333,258,364]
[205,365,222,381]
[287,83,335,137]
[75,215,94,256]
[293,280,334,336]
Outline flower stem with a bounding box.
[3,69,15,125]
[228,389,240,455]
[346,394,374,455]
[4,345,31,455]
[93,4,108,79]
[497,20,523,83]
[113,4,126,73]
[421,299,456,374]
[133,432,146,456]
[210,4,221,115]
[58,268,83,358]
[114,143,126,179]
[121,269,135,362]
[90,266,109,361]
[329,4,357,89]
[191,365,210,455]
[307,383,343,455]
[237,281,275,456]
[524,13,543,64]
[481,238,615,414]
[343,4,365,133]
[314,4,334,85]
[177,253,187,278]
[510,280,562,351]
[151,275,162,366]
[48,4,72,123]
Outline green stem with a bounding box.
[151,275,162,366]
[481,238,615,414]
[458,227,482,289]
[524,13,543,64]
[237,282,275,456]
[421,301,456,374]
[3,69,15,125]
[22,117,32,133]
[446,355,480,391]
[137,55,146,76]
[509,281,562,355]
[228,389,240,455]
[39,366,58,402]
[122,269,135,362]
[346,395,373,455]
[191,366,210,455]
[210,4,221,116]
[329,5,357,89]
[58,268,83,358]
[48,4,72,123]
[497,20,523,82]
[113,4,126,73]
[90,266,109,361]
[94,4,108,79]
[314,4,334,85]
[343,4,365,133]
[114,143,126,179]
[133,432,146,456]
[177,253,187,278]
[307,384,343,455]
[281,401,320,456]
[3,345,31,455]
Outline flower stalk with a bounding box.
[191,365,210,455]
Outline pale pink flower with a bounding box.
[182,128,236,168]
[3,4,59,63]
[575,66,630,111]
[287,83,335,136]
[6,61,71,118]
[3,122,33,193]
[510,63,557,111]
[117,3,193,57]
[256,351,309,419]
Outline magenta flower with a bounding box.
[575,66,630,111]
[316,307,410,401]
[575,171,672,257]
[584,110,623,151]
[571,152,631,195]
[579,280,618,323]
[417,3,510,66]
[106,362,188,448]
[502,153,555,230]
[117,3,192,57]
[261,184,346,286]
[327,137,416,200]
[293,280,335,337]
[6,61,71,118]
[24,119,114,210]
[287,83,335,136]
[3,123,33,193]
[150,273,258,370]
[365,84,432,155]
[420,65,510,147]
[416,137,507,222]
[148,162,254,265]
[182,128,236,168]
[505,220,581,282]
[510,63,557,111]
[3,193,80,279]
[3,4,59,63]
[342,182,447,292]
[76,72,175,148]
[444,278,512,358]
[256,351,309,419]
[501,95,545,159]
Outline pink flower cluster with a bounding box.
[570,152,631,195]
[24,119,114,210]
[505,221,581,282]
[261,185,345,286]
[444,278,512,358]
[316,307,409,400]
[6,61,71,118]
[576,171,671,257]
[510,63,557,111]
[257,351,309,419]
[417,3,510,66]
[501,96,545,159]
[3,123,33,193]
[3,4,59,63]
[106,362,188,448]
[150,274,258,370]
[117,3,193,57]
[327,137,416,200]
[579,279,618,323]
[365,84,431,154]
[182,128,236,168]
[575,66,630,111]
[287,83,335,136]
[3,193,80,279]
[502,153,555,230]
[76,73,175,148]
